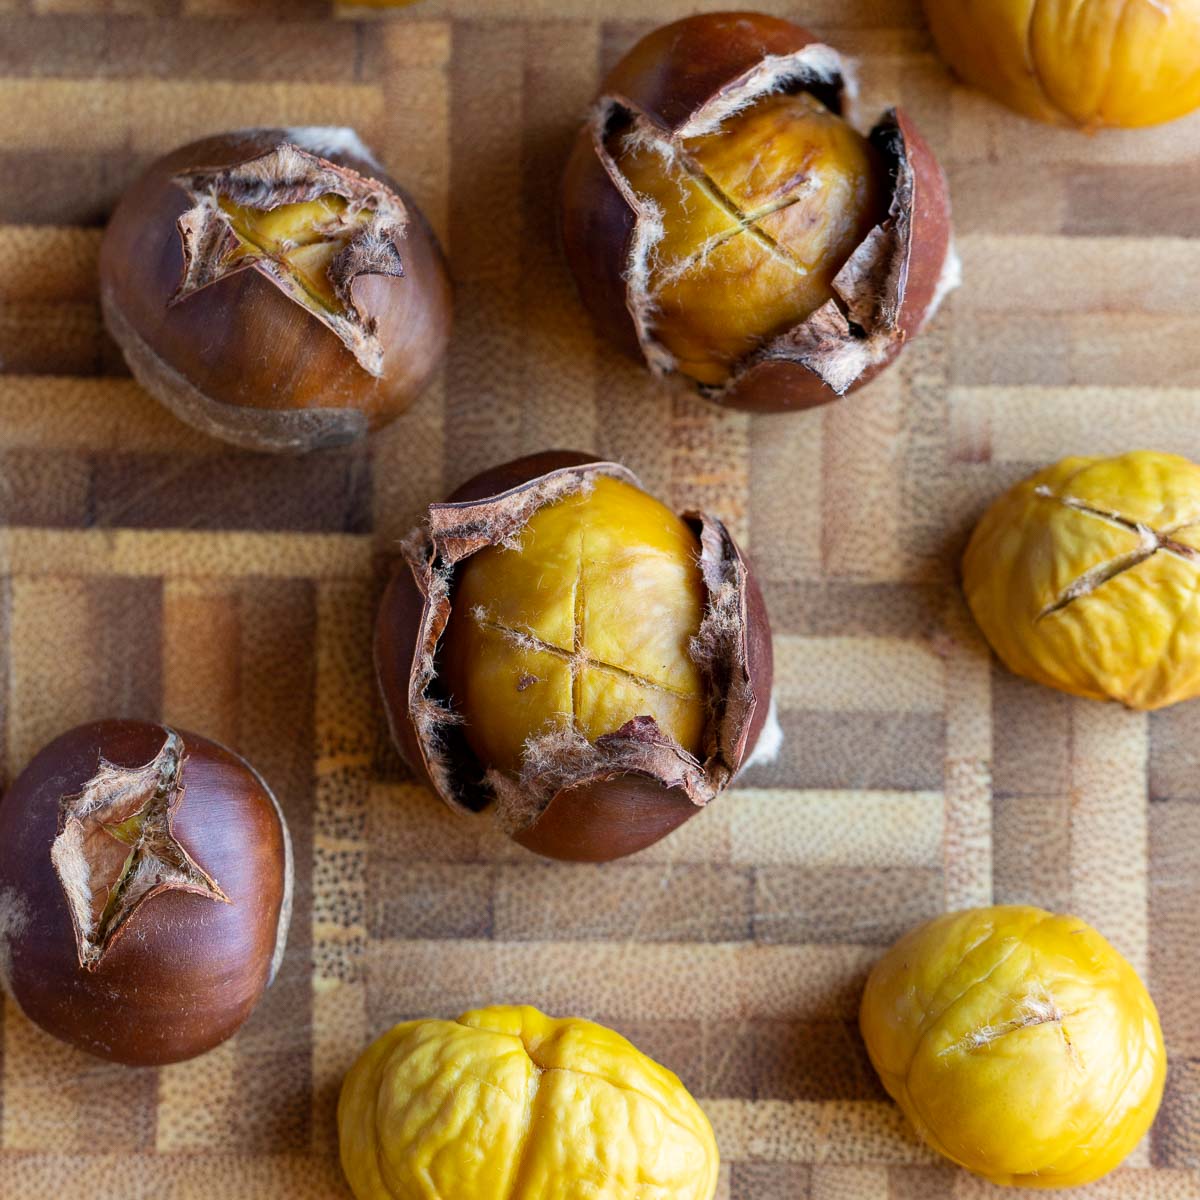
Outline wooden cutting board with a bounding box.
[0,2,1197,1196]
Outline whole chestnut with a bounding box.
[339,1005,719,1200]
[0,720,292,1066]
[861,905,1165,1188]
[923,0,1200,129]
[560,12,957,412]
[100,127,452,453]
[963,450,1200,709]
[375,451,775,862]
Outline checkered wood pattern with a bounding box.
[0,2,1198,1197]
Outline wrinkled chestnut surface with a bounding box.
[923,0,1200,130]
[0,720,293,1065]
[964,450,1200,710]
[375,452,774,862]
[100,127,452,453]
[560,11,956,412]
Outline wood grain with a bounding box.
[0,3,1197,1197]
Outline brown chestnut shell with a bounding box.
[0,720,293,1066]
[100,127,453,454]
[375,452,775,862]
[560,12,958,413]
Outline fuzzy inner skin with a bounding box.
[49,729,229,970]
[439,475,707,777]
[613,90,886,386]
[218,194,372,315]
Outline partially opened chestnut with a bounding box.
[100,127,452,452]
[375,452,775,861]
[0,720,292,1065]
[560,12,958,412]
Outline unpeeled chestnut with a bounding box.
[375,452,775,861]
[100,127,452,453]
[0,720,292,1066]
[560,12,957,412]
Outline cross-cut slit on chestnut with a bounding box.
[375,453,774,862]
[50,729,230,970]
[99,128,452,453]
[217,195,374,316]
[561,12,958,412]
[1033,486,1200,620]
[172,144,408,378]
[610,91,887,387]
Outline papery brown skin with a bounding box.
[375,452,774,862]
[0,720,292,1066]
[100,128,452,453]
[560,12,955,413]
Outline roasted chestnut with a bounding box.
[339,1005,719,1200]
[375,452,775,861]
[963,450,1200,709]
[861,906,1166,1188]
[100,127,452,453]
[560,11,957,412]
[0,720,292,1066]
[923,0,1200,129]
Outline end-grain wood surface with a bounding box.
[0,2,1197,1197]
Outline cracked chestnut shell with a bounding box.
[964,450,1200,709]
[923,0,1200,130]
[861,905,1165,1188]
[560,11,957,412]
[100,127,452,453]
[0,720,293,1065]
[375,451,774,862]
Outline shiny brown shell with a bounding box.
[0,720,292,1066]
[100,127,452,453]
[375,451,774,862]
[560,11,957,413]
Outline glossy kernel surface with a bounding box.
[441,475,706,774]
[613,91,885,385]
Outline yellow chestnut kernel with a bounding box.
[218,195,373,314]
[923,0,1200,129]
[963,450,1200,709]
[613,90,885,386]
[440,475,706,776]
[861,906,1166,1189]
[338,1005,719,1200]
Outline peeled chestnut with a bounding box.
[339,1006,719,1199]
[0,720,292,1065]
[964,450,1200,709]
[375,452,774,861]
[861,906,1165,1188]
[923,0,1200,129]
[100,127,452,453]
[560,12,957,412]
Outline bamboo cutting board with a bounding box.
[0,2,1198,1197]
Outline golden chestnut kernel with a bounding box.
[100,127,452,453]
[375,452,775,862]
[561,11,957,412]
[441,475,707,774]
[923,0,1200,129]
[861,906,1166,1188]
[339,1005,719,1200]
[963,450,1200,709]
[614,91,886,387]
[0,720,293,1066]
